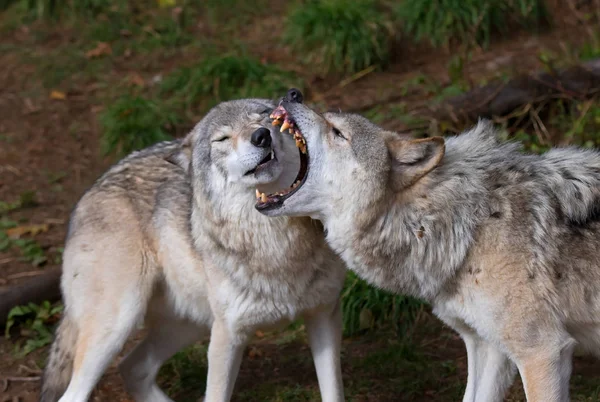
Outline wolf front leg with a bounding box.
[204,319,247,402]
[515,337,576,402]
[303,300,345,402]
[460,332,517,402]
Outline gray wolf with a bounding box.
[258,99,600,401]
[40,97,346,402]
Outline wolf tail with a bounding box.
[39,315,78,402]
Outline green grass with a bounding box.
[341,272,425,336]
[0,0,121,19]
[283,0,392,74]
[99,95,178,156]
[202,0,267,27]
[160,54,300,114]
[396,0,548,48]
[158,344,208,400]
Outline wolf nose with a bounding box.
[251,127,272,148]
[285,88,303,104]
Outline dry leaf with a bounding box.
[86,42,112,59]
[6,224,49,239]
[248,347,263,359]
[158,0,176,7]
[50,90,67,100]
[128,73,145,87]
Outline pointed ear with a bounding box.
[166,134,193,174]
[386,136,445,190]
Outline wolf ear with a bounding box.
[386,136,445,190]
[166,134,193,174]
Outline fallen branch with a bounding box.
[348,58,600,125]
[0,267,61,326]
[0,375,41,393]
[430,58,600,124]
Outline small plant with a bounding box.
[5,301,63,356]
[0,220,48,266]
[160,54,300,113]
[100,95,178,156]
[341,272,424,336]
[283,0,392,74]
[396,0,548,49]
[0,190,38,214]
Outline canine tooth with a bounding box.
[260,193,268,203]
[272,119,281,126]
[256,189,260,198]
[292,182,298,189]
[270,150,274,158]
[280,120,290,132]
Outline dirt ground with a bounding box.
[1,1,600,400]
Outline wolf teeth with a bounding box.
[280,120,290,132]
[256,189,260,198]
[272,119,281,126]
[260,193,268,203]
[270,150,274,159]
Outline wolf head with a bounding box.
[255,100,445,221]
[174,98,304,202]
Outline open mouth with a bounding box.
[245,149,276,176]
[255,105,308,211]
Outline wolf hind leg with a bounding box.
[119,306,209,402]
[56,285,149,402]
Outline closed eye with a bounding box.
[332,126,346,140]
[212,136,230,143]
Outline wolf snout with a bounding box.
[251,127,272,148]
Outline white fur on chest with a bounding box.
[433,290,508,352]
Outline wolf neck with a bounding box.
[325,124,511,302]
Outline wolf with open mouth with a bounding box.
[259,95,600,401]
[40,96,346,402]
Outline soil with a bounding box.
[1,1,600,400]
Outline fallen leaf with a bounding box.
[49,90,67,100]
[23,98,41,114]
[248,347,263,359]
[158,0,177,7]
[86,42,112,59]
[6,224,49,239]
[128,73,145,87]
[255,330,265,338]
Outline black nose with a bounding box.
[285,88,303,104]
[250,127,271,148]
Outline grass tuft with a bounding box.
[99,95,178,157]
[283,0,392,74]
[160,54,300,114]
[396,0,548,48]
[341,272,425,336]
